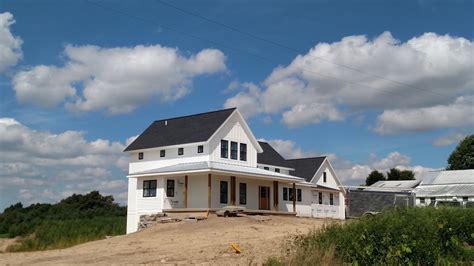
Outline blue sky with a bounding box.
[0,0,473,210]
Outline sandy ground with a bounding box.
[0,215,337,265]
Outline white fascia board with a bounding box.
[127,169,210,178]
[309,158,345,194]
[233,110,263,153]
[124,141,207,153]
[309,158,327,184]
[257,163,295,171]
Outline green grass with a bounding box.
[0,233,9,238]
[7,216,126,252]
[267,207,474,265]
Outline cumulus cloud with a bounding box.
[13,44,226,114]
[433,131,470,147]
[225,32,474,133]
[259,138,318,159]
[0,118,129,208]
[0,12,23,73]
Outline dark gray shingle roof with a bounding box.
[286,157,326,182]
[257,141,293,168]
[124,108,236,152]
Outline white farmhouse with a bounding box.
[124,108,345,233]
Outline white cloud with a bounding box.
[0,12,22,73]
[13,44,226,114]
[225,32,474,132]
[433,131,470,147]
[0,118,130,208]
[259,138,318,159]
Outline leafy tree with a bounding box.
[365,170,385,186]
[386,168,415,180]
[447,135,474,170]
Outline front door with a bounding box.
[259,186,270,210]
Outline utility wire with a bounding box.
[84,0,435,106]
[155,0,447,98]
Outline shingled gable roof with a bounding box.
[257,141,294,168]
[286,157,326,182]
[124,108,236,152]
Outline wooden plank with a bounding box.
[184,175,188,208]
[292,182,296,213]
[230,176,236,205]
[208,173,212,208]
[273,181,279,210]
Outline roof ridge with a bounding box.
[286,156,326,161]
[153,107,236,122]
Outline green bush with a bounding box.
[268,207,474,265]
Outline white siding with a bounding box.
[312,161,339,189]
[257,164,291,175]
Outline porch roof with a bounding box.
[127,161,305,183]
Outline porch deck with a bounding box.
[163,208,297,216]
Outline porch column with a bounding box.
[292,182,296,213]
[208,173,212,209]
[184,175,188,208]
[230,176,236,206]
[273,181,279,211]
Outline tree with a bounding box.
[447,135,474,170]
[365,170,385,186]
[386,168,415,180]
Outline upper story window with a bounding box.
[240,143,247,161]
[166,180,175,197]
[323,172,327,182]
[275,168,280,173]
[138,152,144,160]
[221,140,228,158]
[197,145,204,153]
[230,141,238,160]
[264,166,270,170]
[160,150,166,157]
[143,180,157,197]
[178,147,184,156]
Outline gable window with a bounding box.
[318,192,322,204]
[160,150,166,157]
[297,189,302,202]
[220,181,228,204]
[143,180,157,197]
[283,187,288,201]
[138,152,144,160]
[166,180,175,197]
[197,145,204,153]
[289,188,294,201]
[323,172,327,182]
[329,193,334,205]
[240,143,247,161]
[230,141,238,160]
[239,183,247,205]
[275,168,280,173]
[221,140,228,158]
[178,147,184,156]
[264,166,270,170]
[420,197,425,204]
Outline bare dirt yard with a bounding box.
[0,214,339,265]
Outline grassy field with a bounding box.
[267,207,474,265]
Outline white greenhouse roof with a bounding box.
[371,180,421,188]
[418,169,474,185]
[414,184,474,197]
[128,161,305,182]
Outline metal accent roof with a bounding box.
[418,169,474,185]
[128,161,305,182]
[371,180,421,188]
[414,184,474,197]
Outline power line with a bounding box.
[155,0,448,98]
[83,0,438,106]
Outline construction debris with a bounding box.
[138,213,182,230]
[248,215,271,222]
[183,215,207,222]
[230,243,241,254]
[216,206,246,217]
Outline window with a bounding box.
[420,197,425,204]
[429,197,436,206]
[297,189,302,202]
[323,172,327,182]
[197,145,204,153]
[463,197,468,202]
[166,180,175,197]
[240,143,247,161]
[318,192,322,204]
[275,168,280,173]
[160,150,165,157]
[143,180,157,197]
[178,147,184,156]
[264,166,270,170]
[329,193,334,205]
[289,188,294,201]
[283,187,288,201]
[239,183,247,205]
[220,181,228,204]
[230,141,238,160]
[221,140,228,158]
[138,152,144,160]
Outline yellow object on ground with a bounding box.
[230,243,241,254]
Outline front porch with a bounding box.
[162,207,297,216]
